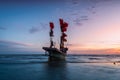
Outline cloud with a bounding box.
[0,40,32,52]
[67,41,120,54]
[70,48,120,54]
[67,43,86,47]
[73,16,89,25]
[64,0,98,26]
[0,40,31,47]
[29,23,47,34]
[71,0,79,5]
[29,26,40,33]
[0,27,6,30]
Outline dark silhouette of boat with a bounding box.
[43,19,68,61]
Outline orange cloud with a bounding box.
[69,48,120,54]
[67,43,120,54]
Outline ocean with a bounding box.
[0,54,120,80]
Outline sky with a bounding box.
[0,0,120,54]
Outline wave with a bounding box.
[0,54,120,64]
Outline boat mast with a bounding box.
[49,22,54,48]
[59,19,68,53]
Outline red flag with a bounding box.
[62,33,67,37]
[59,19,63,26]
[61,33,67,42]
[60,22,68,32]
[63,22,68,27]
[49,22,54,29]
[62,27,67,32]
[61,27,67,32]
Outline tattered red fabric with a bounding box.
[63,22,68,27]
[63,38,67,42]
[61,33,67,42]
[62,33,67,37]
[49,22,54,29]
[59,19,63,26]
[62,27,67,32]
[60,22,68,32]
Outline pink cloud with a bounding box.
[0,40,32,47]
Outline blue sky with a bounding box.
[0,0,68,54]
[1,0,120,54]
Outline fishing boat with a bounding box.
[43,19,68,61]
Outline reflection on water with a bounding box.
[45,62,68,80]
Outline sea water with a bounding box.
[0,54,120,80]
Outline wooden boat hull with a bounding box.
[43,47,66,61]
